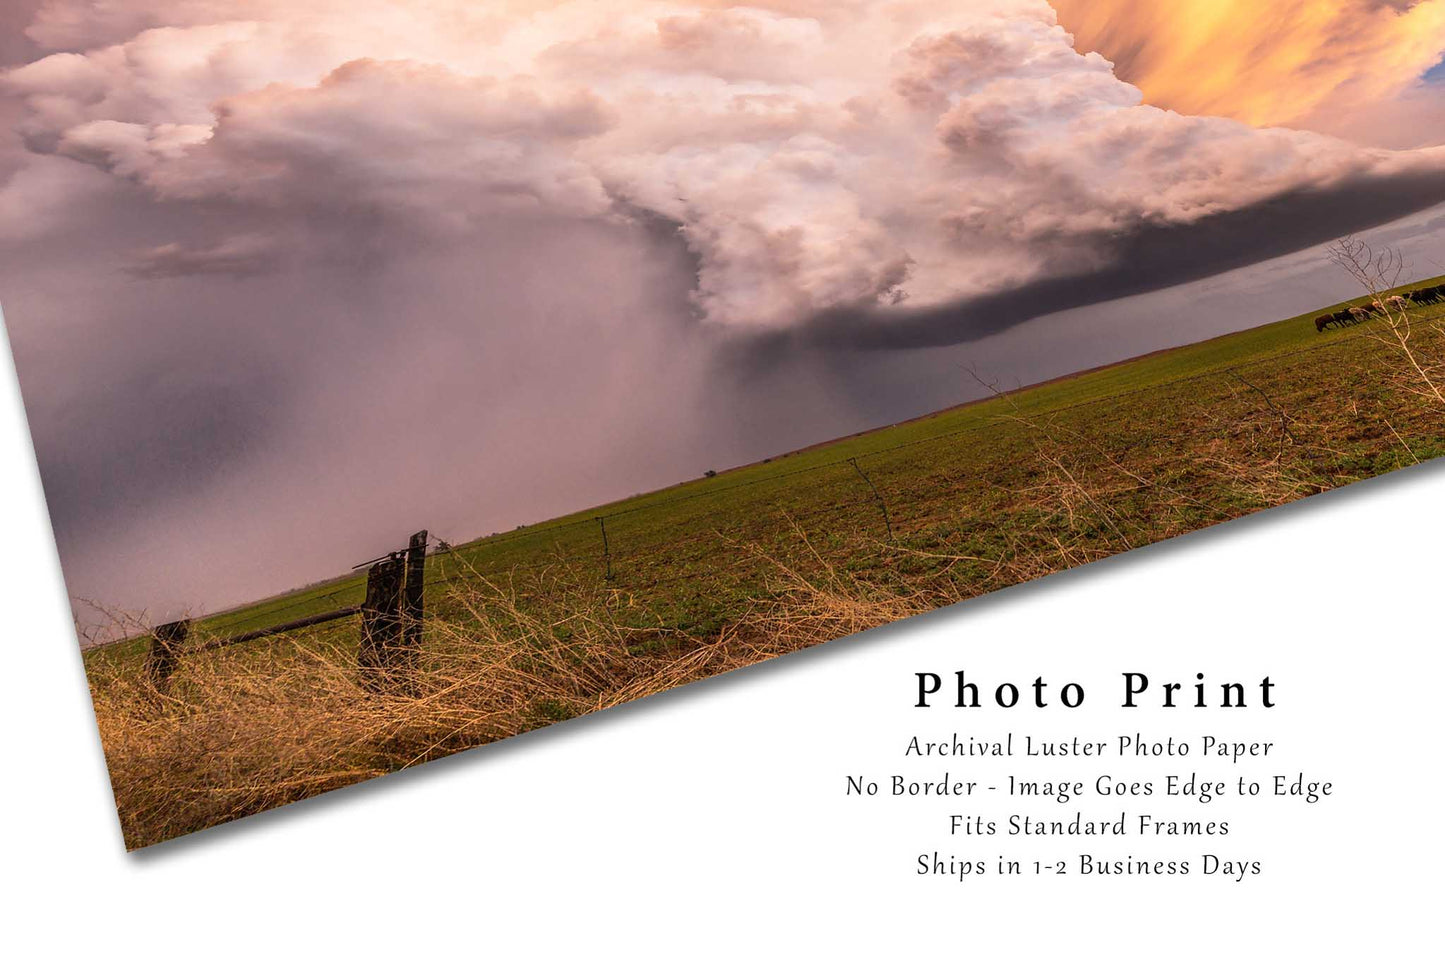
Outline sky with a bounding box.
[2,0,1445,627]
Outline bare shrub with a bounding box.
[1328,236,1445,408]
[93,535,932,849]
[73,599,163,652]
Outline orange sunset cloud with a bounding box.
[1051,0,1445,127]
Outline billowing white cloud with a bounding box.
[5,0,1445,325]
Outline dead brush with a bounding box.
[1329,236,1445,409]
[729,517,942,650]
[93,527,938,849]
[966,372,1223,564]
[1182,381,1332,507]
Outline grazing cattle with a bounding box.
[1386,295,1409,311]
[1348,306,1370,322]
[1332,309,1355,326]
[1394,285,1443,306]
[1314,314,1334,332]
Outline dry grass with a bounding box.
[92,543,937,849]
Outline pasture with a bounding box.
[84,276,1445,848]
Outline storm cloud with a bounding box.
[3,0,1445,622]
[9,0,1445,329]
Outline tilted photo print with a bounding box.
[2,0,1443,849]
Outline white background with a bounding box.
[3,323,1442,960]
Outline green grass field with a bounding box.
[84,272,1445,671]
[83,276,1445,847]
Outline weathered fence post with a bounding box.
[402,529,427,651]
[358,552,405,687]
[147,618,190,691]
[358,530,429,688]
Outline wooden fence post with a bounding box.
[358,553,405,686]
[359,531,428,688]
[147,618,190,691]
[402,529,427,652]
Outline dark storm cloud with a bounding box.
[7,204,309,551]
[36,364,288,547]
[778,167,1445,352]
[5,195,713,620]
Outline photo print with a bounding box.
[2,0,1443,848]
